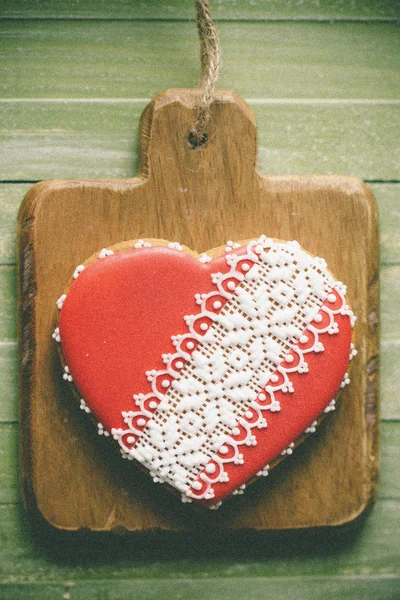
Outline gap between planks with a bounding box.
[2,180,400,184]
[1,17,400,24]
[1,98,400,105]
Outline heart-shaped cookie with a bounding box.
[54,236,355,508]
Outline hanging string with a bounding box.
[189,0,221,148]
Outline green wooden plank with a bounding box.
[0,420,397,506]
[0,343,17,422]
[1,576,400,600]
[1,21,399,100]
[1,0,400,21]
[0,100,144,180]
[381,422,400,500]
[1,102,399,180]
[374,184,400,266]
[0,267,16,341]
[381,343,400,421]
[381,266,400,343]
[0,185,30,266]
[0,424,18,503]
[0,184,398,266]
[0,500,399,581]
[256,104,400,180]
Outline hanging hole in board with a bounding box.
[189,130,208,149]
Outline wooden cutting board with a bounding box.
[17,89,379,532]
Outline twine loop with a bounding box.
[190,0,221,148]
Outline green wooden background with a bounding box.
[1,1,399,598]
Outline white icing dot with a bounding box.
[327,293,336,303]
[127,435,136,444]
[270,374,279,383]
[175,361,184,369]
[56,294,67,310]
[219,446,228,454]
[199,252,212,263]
[299,335,308,344]
[227,281,236,290]
[242,263,250,271]
[187,341,194,350]
[245,410,253,419]
[168,242,183,251]
[258,393,267,400]
[255,244,263,254]
[191,481,202,491]
[205,463,217,474]
[232,427,240,436]
[98,248,114,259]
[285,355,294,363]
[73,264,85,279]
[200,323,208,331]
[161,379,170,388]
[213,300,222,309]
[149,401,158,409]
[314,314,323,323]
[137,418,146,427]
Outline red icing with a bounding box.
[60,248,234,431]
[59,244,352,505]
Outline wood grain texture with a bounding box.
[381,345,400,421]
[381,266,400,341]
[17,89,379,532]
[374,185,400,265]
[0,185,31,266]
[0,185,398,267]
[2,21,399,99]
[2,0,400,20]
[0,424,18,503]
[0,342,17,422]
[0,267,16,340]
[2,102,400,181]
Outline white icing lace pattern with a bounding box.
[109,236,354,503]
[185,286,352,503]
